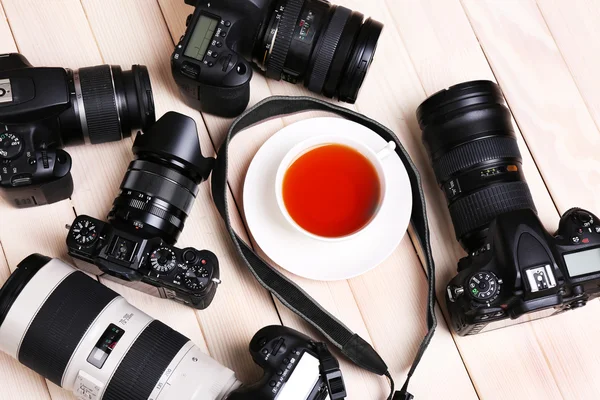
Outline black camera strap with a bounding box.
[211,96,437,400]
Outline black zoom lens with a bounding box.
[255,0,382,103]
[72,64,155,145]
[108,112,214,244]
[418,80,537,251]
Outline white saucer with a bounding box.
[243,117,412,281]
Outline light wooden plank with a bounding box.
[0,0,270,396]
[460,1,600,399]
[156,2,385,397]
[537,0,600,131]
[73,0,281,383]
[381,1,566,398]
[158,1,477,399]
[0,3,78,399]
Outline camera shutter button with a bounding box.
[183,249,197,263]
[573,210,594,227]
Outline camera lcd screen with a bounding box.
[564,247,600,277]
[184,15,219,61]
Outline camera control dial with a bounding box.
[184,265,210,291]
[0,133,23,160]
[468,272,501,302]
[150,248,177,273]
[71,219,98,246]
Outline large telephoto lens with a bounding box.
[108,112,214,244]
[417,80,537,252]
[0,255,240,400]
[254,0,383,103]
[60,64,155,145]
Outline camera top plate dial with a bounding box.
[0,132,22,160]
[183,264,210,291]
[150,247,177,273]
[71,219,98,246]
[468,272,501,302]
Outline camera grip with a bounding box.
[1,171,73,208]
[196,80,251,118]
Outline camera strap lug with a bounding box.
[212,96,437,400]
[314,342,346,400]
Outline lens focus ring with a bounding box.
[448,181,536,241]
[307,6,352,94]
[266,0,304,80]
[78,65,122,144]
[433,136,522,184]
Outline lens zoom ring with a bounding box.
[266,0,304,79]
[434,136,522,183]
[448,181,536,240]
[18,272,119,386]
[307,6,352,93]
[79,65,122,144]
[103,320,189,400]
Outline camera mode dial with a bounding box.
[150,248,177,273]
[71,219,98,246]
[468,272,501,302]
[0,132,23,160]
[184,264,210,291]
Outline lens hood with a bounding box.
[0,254,50,327]
[132,112,215,183]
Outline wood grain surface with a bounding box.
[0,1,598,399]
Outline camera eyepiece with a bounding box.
[72,64,155,145]
[418,80,537,251]
[109,112,215,244]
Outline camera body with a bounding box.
[0,53,76,207]
[171,0,260,117]
[0,53,154,208]
[174,0,383,117]
[447,208,600,335]
[67,215,221,310]
[230,325,346,400]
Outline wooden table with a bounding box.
[1,1,599,399]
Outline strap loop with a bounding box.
[211,96,437,398]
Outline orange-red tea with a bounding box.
[282,144,381,238]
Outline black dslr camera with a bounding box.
[0,53,155,207]
[67,112,220,309]
[172,0,383,117]
[230,325,346,400]
[418,81,600,336]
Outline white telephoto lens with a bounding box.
[0,255,241,400]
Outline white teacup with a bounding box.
[275,135,396,242]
